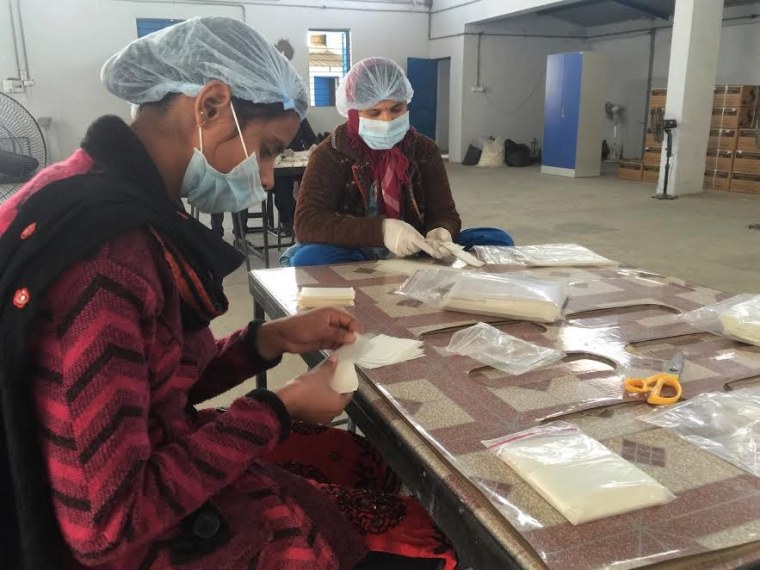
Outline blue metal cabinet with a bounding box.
[542,51,604,178]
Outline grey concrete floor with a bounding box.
[203,162,760,406]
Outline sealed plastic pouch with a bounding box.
[482,421,675,525]
[639,389,760,476]
[446,322,564,375]
[474,243,616,267]
[680,294,760,346]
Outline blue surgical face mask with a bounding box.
[180,103,267,214]
[358,111,410,150]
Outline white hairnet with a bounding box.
[101,16,308,119]
[336,57,413,117]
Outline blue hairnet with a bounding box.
[336,57,413,117]
[101,16,308,119]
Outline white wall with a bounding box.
[429,35,465,160]
[2,0,429,162]
[460,34,584,153]
[434,13,584,161]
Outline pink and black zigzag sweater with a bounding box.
[0,117,365,569]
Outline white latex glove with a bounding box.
[382,219,435,257]
[425,227,453,259]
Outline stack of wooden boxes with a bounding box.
[616,88,668,182]
[642,88,667,183]
[618,84,760,194]
[705,84,759,193]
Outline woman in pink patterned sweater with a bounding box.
[0,16,455,570]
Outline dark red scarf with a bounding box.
[345,109,415,219]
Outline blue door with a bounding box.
[543,53,564,168]
[406,58,438,140]
[558,52,582,169]
[543,52,583,170]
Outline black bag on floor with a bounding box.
[504,139,531,167]
[462,144,482,166]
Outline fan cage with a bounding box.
[0,93,47,203]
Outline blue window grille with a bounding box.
[136,18,183,38]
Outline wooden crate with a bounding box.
[737,129,760,152]
[705,149,734,172]
[708,128,739,150]
[642,164,659,183]
[733,150,760,175]
[649,88,667,108]
[731,172,760,194]
[643,146,662,166]
[713,84,759,107]
[618,161,642,181]
[704,170,731,190]
[711,106,757,129]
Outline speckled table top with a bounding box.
[249,261,760,569]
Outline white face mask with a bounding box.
[358,111,410,150]
[180,103,267,214]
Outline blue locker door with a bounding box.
[406,58,438,139]
[557,52,582,169]
[542,53,564,168]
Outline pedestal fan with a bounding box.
[604,101,625,160]
[0,93,46,203]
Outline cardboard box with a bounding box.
[705,149,734,172]
[708,128,738,150]
[645,130,665,148]
[618,161,642,181]
[731,172,760,194]
[737,128,760,152]
[711,107,757,129]
[733,150,760,175]
[649,88,667,109]
[704,170,731,190]
[713,85,759,108]
[643,146,662,166]
[642,164,659,183]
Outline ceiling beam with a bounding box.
[612,0,671,20]
[536,0,606,16]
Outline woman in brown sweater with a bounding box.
[281,57,512,267]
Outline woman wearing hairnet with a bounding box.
[0,18,455,570]
[282,57,512,267]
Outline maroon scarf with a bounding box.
[345,109,414,219]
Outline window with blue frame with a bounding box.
[308,30,350,107]
[136,18,183,38]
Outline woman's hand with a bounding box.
[274,356,352,424]
[256,308,361,360]
[425,227,453,259]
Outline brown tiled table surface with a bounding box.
[248,261,760,570]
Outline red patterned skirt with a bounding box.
[265,422,458,570]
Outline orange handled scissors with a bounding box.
[624,352,684,405]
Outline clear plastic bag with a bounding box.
[396,269,567,323]
[474,243,616,267]
[680,294,760,346]
[482,422,675,525]
[639,389,760,476]
[446,322,564,375]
